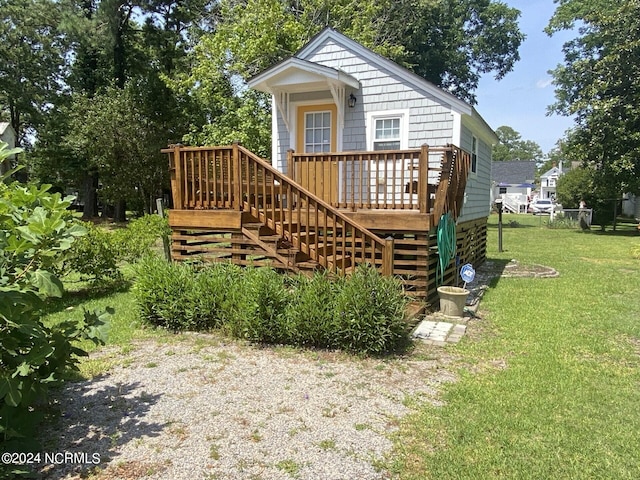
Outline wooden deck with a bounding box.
[163,144,486,301]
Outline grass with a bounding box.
[41,273,171,378]
[43,216,640,478]
[391,214,640,479]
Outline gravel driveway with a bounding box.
[40,335,455,480]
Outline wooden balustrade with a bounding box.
[163,144,393,276]
[287,145,467,214]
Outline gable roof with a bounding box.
[248,56,360,93]
[540,165,565,178]
[491,161,536,185]
[296,28,473,116]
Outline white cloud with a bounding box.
[536,78,554,89]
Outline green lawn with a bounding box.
[44,215,640,478]
[392,214,640,479]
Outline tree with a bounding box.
[547,0,640,200]
[0,0,67,145]
[178,0,524,154]
[493,126,543,162]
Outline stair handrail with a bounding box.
[236,145,394,275]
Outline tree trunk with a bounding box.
[114,198,127,222]
[81,172,99,219]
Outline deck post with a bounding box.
[382,237,395,276]
[232,142,242,210]
[287,149,295,180]
[171,144,183,209]
[418,144,429,214]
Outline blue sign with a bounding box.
[460,263,475,283]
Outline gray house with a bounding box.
[165,29,499,300]
[248,28,498,225]
[0,122,17,174]
[491,161,536,213]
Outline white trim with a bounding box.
[248,57,360,93]
[451,111,462,147]
[271,96,279,167]
[366,109,409,151]
[470,135,478,176]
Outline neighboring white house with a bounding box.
[491,161,536,213]
[0,122,17,174]
[247,28,498,224]
[539,162,566,200]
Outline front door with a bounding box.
[296,104,338,204]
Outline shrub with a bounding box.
[134,259,410,355]
[0,157,110,472]
[333,265,409,354]
[65,214,170,282]
[66,221,122,281]
[224,266,291,343]
[285,272,342,348]
[133,258,243,332]
[114,214,170,263]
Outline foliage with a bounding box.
[0,0,66,145]
[133,260,409,354]
[492,126,543,163]
[547,213,579,229]
[224,266,292,344]
[556,166,594,208]
[114,214,171,263]
[0,155,110,468]
[285,272,343,349]
[548,0,640,199]
[65,214,170,282]
[65,222,122,282]
[333,264,409,354]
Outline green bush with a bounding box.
[65,214,170,282]
[133,257,242,331]
[114,214,170,263]
[224,266,292,343]
[0,154,110,473]
[66,221,122,281]
[333,265,409,354]
[133,260,410,355]
[286,272,342,348]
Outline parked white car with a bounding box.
[530,198,554,215]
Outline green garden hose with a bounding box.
[436,212,456,286]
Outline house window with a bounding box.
[304,111,331,153]
[471,135,478,174]
[499,187,507,194]
[373,117,401,151]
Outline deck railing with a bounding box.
[287,145,468,216]
[164,144,394,275]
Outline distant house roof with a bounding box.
[491,161,536,186]
[540,165,566,178]
[0,122,13,135]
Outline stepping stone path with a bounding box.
[412,318,467,346]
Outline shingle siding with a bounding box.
[271,34,493,221]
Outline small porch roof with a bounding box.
[248,57,360,94]
[248,57,360,132]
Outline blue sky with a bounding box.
[475,0,577,155]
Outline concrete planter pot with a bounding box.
[437,286,469,318]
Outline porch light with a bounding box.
[348,93,357,108]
